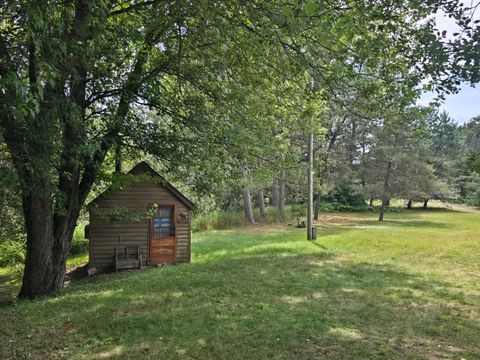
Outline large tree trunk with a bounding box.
[379,161,392,222]
[258,190,266,220]
[19,193,57,297]
[307,133,314,239]
[18,160,90,298]
[314,191,321,221]
[407,200,413,209]
[369,195,374,208]
[423,198,429,209]
[278,170,286,221]
[243,188,255,224]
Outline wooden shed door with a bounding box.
[150,205,176,265]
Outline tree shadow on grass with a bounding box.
[1,248,478,360]
[405,207,463,213]
[0,271,20,306]
[331,217,451,232]
[358,219,453,229]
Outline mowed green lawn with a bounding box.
[1,209,479,359]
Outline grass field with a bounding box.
[0,208,479,359]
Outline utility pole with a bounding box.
[307,75,316,240]
[307,133,315,240]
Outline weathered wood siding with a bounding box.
[89,180,191,272]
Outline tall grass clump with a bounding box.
[192,201,383,231]
[192,210,247,231]
[70,226,89,256]
[192,205,308,231]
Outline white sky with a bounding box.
[419,2,480,124]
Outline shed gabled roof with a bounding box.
[89,161,194,209]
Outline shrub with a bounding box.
[290,208,306,228]
[464,190,480,207]
[0,240,25,273]
[323,182,368,211]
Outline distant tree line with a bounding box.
[196,109,480,224]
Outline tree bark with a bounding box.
[271,178,280,207]
[423,198,429,209]
[348,119,357,166]
[19,191,56,297]
[115,142,123,173]
[278,170,286,221]
[18,151,95,298]
[243,188,255,224]
[258,190,266,220]
[407,200,413,209]
[314,191,321,221]
[307,133,314,239]
[369,195,374,208]
[379,161,392,222]
[360,131,367,187]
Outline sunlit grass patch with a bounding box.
[67,253,89,268]
[328,327,363,340]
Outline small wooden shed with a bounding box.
[86,161,193,273]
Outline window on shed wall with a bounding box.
[153,205,174,236]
